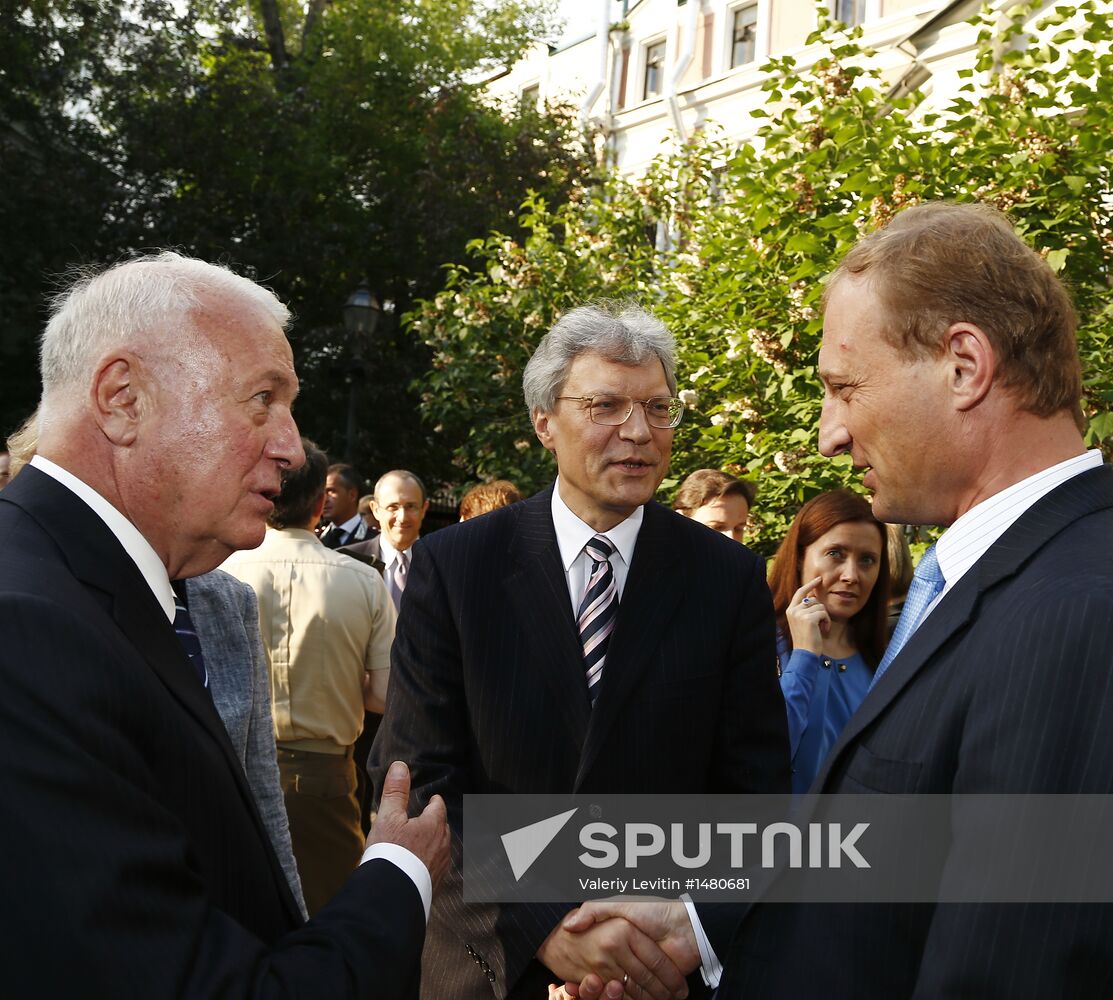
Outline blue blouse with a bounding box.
[778,636,872,794]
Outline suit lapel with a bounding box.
[575,502,684,790]
[9,468,303,922]
[503,489,592,750]
[814,464,1113,789]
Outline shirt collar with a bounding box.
[337,513,363,536]
[30,455,177,622]
[378,533,410,567]
[550,478,643,571]
[936,450,1102,588]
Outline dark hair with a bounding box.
[768,490,890,667]
[327,463,363,495]
[825,201,1080,417]
[271,439,328,529]
[673,469,756,514]
[459,480,522,520]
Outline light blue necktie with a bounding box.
[871,543,944,689]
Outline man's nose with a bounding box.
[818,398,850,458]
[269,409,304,470]
[618,403,652,443]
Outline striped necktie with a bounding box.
[578,535,618,704]
[870,543,944,689]
[171,583,209,689]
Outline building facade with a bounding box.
[487,0,1055,176]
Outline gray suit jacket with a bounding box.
[186,570,307,918]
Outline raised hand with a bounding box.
[368,760,450,889]
[785,576,830,655]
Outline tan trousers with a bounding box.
[278,747,365,915]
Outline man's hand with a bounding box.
[560,900,700,1000]
[367,760,450,888]
[537,909,689,1000]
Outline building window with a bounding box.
[643,40,666,100]
[731,5,758,68]
[520,83,539,110]
[833,0,866,26]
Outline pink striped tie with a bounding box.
[578,535,618,704]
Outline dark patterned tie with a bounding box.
[171,582,209,689]
[577,535,618,704]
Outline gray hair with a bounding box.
[40,251,289,394]
[522,302,677,415]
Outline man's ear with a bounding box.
[945,323,995,413]
[93,355,143,445]
[533,409,555,453]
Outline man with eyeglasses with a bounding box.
[342,469,430,611]
[370,302,789,1000]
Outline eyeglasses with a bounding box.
[556,394,685,429]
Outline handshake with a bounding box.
[538,899,700,1000]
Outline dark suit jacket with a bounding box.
[370,486,789,999]
[716,465,1113,998]
[0,467,425,998]
[340,533,387,573]
[322,518,373,549]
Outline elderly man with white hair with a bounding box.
[0,253,447,998]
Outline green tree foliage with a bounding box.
[413,1,1113,550]
[1,0,590,484]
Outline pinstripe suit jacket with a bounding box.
[715,464,1113,998]
[370,485,790,999]
[0,467,427,998]
[185,569,307,917]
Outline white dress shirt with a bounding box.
[550,479,643,611]
[29,456,431,920]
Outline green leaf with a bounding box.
[1045,248,1069,272]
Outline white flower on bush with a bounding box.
[710,413,728,427]
[678,389,699,408]
[689,365,711,382]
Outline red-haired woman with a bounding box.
[769,490,890,792]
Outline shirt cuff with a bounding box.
[681,893,723,988]
[360,842,432,922]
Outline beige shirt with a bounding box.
[223,527,395,753]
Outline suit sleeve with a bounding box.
[370,541,568,997]
[713,553,790,795]
[696,555,789,959]
[238,583,309,919]
[913,587,1113,997]
[0,592,425,999]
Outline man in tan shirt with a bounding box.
[224,438,395,914]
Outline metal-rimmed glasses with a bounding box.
[556,394,685,429]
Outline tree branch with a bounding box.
[258,0,288,71]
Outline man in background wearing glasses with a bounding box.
[370,302,789,1000]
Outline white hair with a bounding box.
[522,302,677,416]
[40,251,289,393]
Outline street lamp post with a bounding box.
[342,281,382,461]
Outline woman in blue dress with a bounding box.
[769,490,890,793]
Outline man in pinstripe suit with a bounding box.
[371,302,790,999]
[567,203,1113,997]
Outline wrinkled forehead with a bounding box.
[563,351,670,393]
